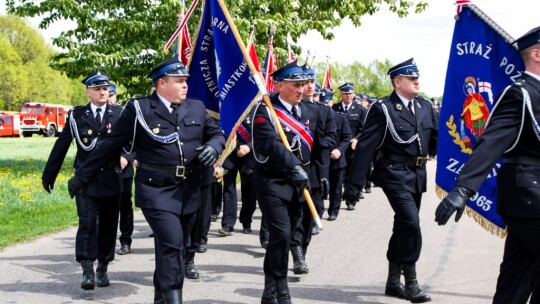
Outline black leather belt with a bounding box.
[504,155,540,167]
[383,153,429,167]
[258,163,310,177]
[102,162,119,170]
[138,162,200,177]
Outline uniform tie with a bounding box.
[95,108,102,126]
[344,104,349,112]
[170,104,179,119]
[291,106,300,121]
[407,100,415,117]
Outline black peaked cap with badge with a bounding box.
[272,60,307,82]
[338,82,354,93]
[82,71,110,88]
[513,25,540,51]
[387,58,420,78]
[149,56,190,82]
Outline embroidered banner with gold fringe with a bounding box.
[435,3,525,237]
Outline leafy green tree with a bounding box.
[0,15,87,109]
[0,35,26,111]
[6,0,427,97]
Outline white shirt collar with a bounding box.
[525,71,540,82]
[156,93,174,113]
[278,96,301,116]
[90,103,107,116]
[396,93,414,108]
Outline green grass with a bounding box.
[0,137,78,250]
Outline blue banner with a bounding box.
[436,5,524,233]
[187,0,259,136]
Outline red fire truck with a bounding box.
[19,103,72,137]
[0,111,21,137]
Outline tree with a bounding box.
[6,0,427,98]
[0,15,87,109]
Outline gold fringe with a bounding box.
[435,185,507,238]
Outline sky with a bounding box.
[1,0,537,97]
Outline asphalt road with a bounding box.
[0,160,505,303]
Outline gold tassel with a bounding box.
[435,185,507,238]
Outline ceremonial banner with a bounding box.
[173,15,192,66]
[322,58,332,89]
[262,39,278,93]
[187,0,259,137]
[436,4,524,236]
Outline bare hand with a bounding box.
[330,149,341,160]
[351,138,358,150]
[237,145,251,157]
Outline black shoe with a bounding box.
[196,244,208,253]
[242,227,252,234]
[185,252,200,280]
[385,282,406,299]
[218,228,234,237]
[359,192,364,199]
[162,289,182,304]
[346,203,355,211]
[311,226,319,235]
[327,215,337,221]
[261,241,269,249]
[291,245,309,274]
[364,186,372,193]
[210,214,218,222]
[96,262,110,287]
[148,233,154,238]
[80,260,95,290]
[118,243,131,255]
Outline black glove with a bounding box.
[290,165,309,190]
[435,186,475,225]
[343,184,362,201]
[320,178,329,200]
[42,179,54,193]
[196,145,218,167]
[67,175,86,199]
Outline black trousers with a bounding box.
[197,182,212,246]
[142,208,197,292]
[328,168,344,217]
[257,191,303,279]
[239,169,257,228]
[222,166,239,230]
[383,188,422,264]
[118,176,134,245]
[75,194,120,263]
[493,217,540,304]
[210,181,223,216]
[259,213,270,245]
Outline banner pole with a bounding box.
[216,0,322,230]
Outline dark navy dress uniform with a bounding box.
[294,98,335,248]
[327,109,352,219]
[436,27,540,303]
[346,59,436,302]
[69,58,225,303]
[332,84,367,204]
[43,102,123,263]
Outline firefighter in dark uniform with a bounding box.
[41,71,123,290]
[67,56,226,304]
[253,61,311,304]
[108,83,136,256]
[436,27,540,304]
[322,88,352,221]
[287,64,335,276]
[236,106,259,234]
[332,83,367,210]
[344,58,436,303]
